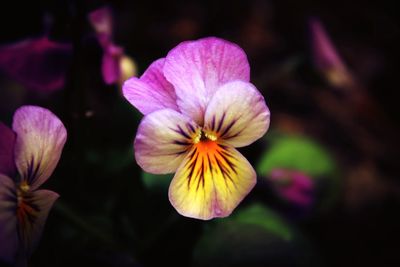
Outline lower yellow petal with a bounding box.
[168,141,256,220]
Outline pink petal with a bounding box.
[164,37,250,124]
[269,169,314,207]
[0,175,18,264]
[0,122,16,178]
[17,189,59,259]
[309,18,354,88]
[134,109,200,174]
[0,37,72,93]
[12,106,67,190]
[88,6,113,48]
[123,58,179,115]
[101,45,123,85]
[204,81,270,148]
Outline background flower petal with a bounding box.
[12,106,67,190]
[18,189,59,260]
[123,58,179,115]
[102,45,123,85]
[204,81,270,147]
[164,37,250,124]
[169,143,256,220]
[0,174,18,264]
[0,122,16,178]
[88,6,113,48]
[0,37,72,93]
[135,109,199,174]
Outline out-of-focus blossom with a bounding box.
[123,37,270,220]
[0,37,72,93]
[88,6,137,85]
[309,18,356,89]
[0,106,67,266]
[268,169,314,208]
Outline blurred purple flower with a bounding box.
[89,6,136,85]
[123,37,270,220]
[0,106,67,266]
[269,169,314,208]
[0,37,72,93]
[309,18,355,89]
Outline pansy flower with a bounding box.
[0,106,67,266]
[0,37,72,93]
[123,37,270,220]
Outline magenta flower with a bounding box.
[123,37,270,220]
[0,37,72,93]
[268,169,314,208]
[89,6,136,85]
[309,18,355,88]
[0,106,67,266]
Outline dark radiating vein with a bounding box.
[220,118,237,138]
[216,112,226,132]
[174,140,190,146]
[218,150,238,174]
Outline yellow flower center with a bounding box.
[193,129,217,144]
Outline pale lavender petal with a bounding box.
[204,81,270,148]
[17,189,59,259]
[164,37,250,124]
[88,6,113,48]
[12,106,67,190]
[309,18,354,88]
[0,174,18,264]
[102,45,123,85]
[0,122,16,178]
[134,109,200,174]
[123,58,179,115]
[0,37,72,93]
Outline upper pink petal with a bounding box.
[134,109,200,174]
[204,81,270,148]
[123,58,179,115]
[12,106,67,190]
[0,174,18,264]
[88,6,113,48]
[0,37,72,93]
[0,122,16,178]
[163,37,250,124]
[309,18,354,87]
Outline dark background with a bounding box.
[1,1,399,266]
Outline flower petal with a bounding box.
[169,142,256,220]
[0,175,18,264]
[88,6,113,48]
[12,106,67,190]
[164,37,250,124]
[309,18,355,88]
[17,189,59,259]
[134,109,200,174]
[0,122,16,178]
[204,81,270,148]
[102,45,123,85]
[0,37,72,93]
[123,58,179,115]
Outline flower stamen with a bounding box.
[193,129,217,144]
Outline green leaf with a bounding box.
[257,134,337,178]
[232,203,292,240]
